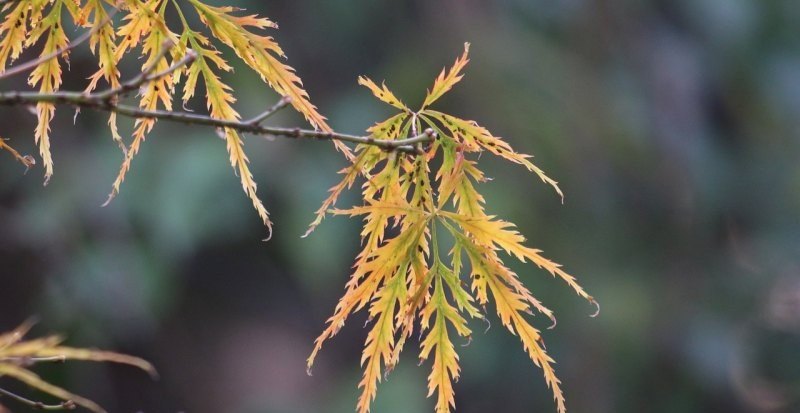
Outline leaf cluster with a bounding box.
[306,44,597,413]
[0,0,341,236]
[1,3,596,412]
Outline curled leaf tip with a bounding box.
[262,226,273,242]
[100,191,116,208]
[142,363,159,380]
[383,363,395,380]
[589,299,600,318]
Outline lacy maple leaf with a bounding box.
[307,43,597,413]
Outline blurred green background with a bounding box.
[2,1,800,412]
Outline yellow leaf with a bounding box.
[189,0,351,157]
[0,364,105,413]
[304,113,408,237]
[425,110,564,201]
[356,269,406,413]
[36,346,157,377]
[307,219,428,373]
[26,3,68,184]
[483,268,566,413]
[0,0,32,70]
[308,42,593,413]
[0,321,156,413]
[421,42,470,109]
[437,153,486,217]
[443,211,594,306]
[115,0,163,58]
[83,0,120,92]
[419,276,470,413]
[358,76,409,112]
[107,20,178,204]
[144,30,273,233]
[331,199,426,220]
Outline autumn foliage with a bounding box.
[306,43,597,413]
[0,320,155,412]
[0,1,595,412]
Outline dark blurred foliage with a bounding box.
[2,1,800,412]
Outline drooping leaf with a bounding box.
[0,321,155,413]
[0,0,33,71]
[310,44,593,413]
[26,1,68,184]
[189,0,351,158]
[106,12,178,204]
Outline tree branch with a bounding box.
[0,35,434,155]
[0,91,435,153]
[93,40,189,101]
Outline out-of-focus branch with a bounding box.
[0,138,35,171]
[0,387,75,411]
[0,355,67,366]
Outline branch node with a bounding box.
[247,95,292,126]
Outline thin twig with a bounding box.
[0,6,120,81]
[147,49,197,83]
[246,96,292,125]
[0,355,66,366]
[93,40,185,100]
[0,91,435,153]
[0,36,434,153]
[0,387,76,411]
[0,138,35,172]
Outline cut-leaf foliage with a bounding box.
[307,43,596,413]
[0,320,155,413]
[0,0,340,231]
[2,3,595,412]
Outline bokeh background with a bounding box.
[2,1,800,412]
